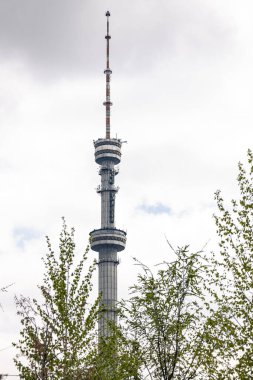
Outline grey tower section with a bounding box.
[90,11,126,338]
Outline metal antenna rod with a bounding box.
[106,11,110,69]
[103,11,112,139]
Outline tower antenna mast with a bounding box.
[104,10,112,139]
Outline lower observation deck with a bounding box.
[90,228,126,252]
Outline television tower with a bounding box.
[90,11,127,338]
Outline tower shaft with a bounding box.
[90,12,126,338]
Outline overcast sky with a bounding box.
[1,0,253,374]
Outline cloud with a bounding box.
[13,227,41,249]
[0,0,234,80]
[137,202,172,216]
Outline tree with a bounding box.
[213,149,253,378]
[91,324,142,380]
[120,246,220,380]
[14,219,100,380]
[118,151,253,379]
[1,284,13,311]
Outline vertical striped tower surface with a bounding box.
[90,11,127,338]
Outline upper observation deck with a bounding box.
[94,138,122,165]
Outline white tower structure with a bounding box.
[90,11,127,338]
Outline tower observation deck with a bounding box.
[90,11,126,338]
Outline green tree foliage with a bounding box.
[14,219,100,380]
[120,246,219,380]
[213,149,253,378]
[118,151,253,379]
[91,325,142,380]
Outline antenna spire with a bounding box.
[103,11,112,139]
